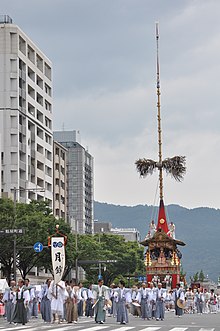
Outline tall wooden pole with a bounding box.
[156,22,163,200]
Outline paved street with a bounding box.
[0,312,220,331]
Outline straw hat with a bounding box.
[177,298,186,309]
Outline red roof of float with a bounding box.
[156,199,169,233]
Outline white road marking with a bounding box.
[139,328,161,331]
[108,327,134,331]
[81,326,109,331]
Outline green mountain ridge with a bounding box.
[94,201,220,282]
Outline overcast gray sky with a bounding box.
[3,0,220,209]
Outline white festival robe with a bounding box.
[48,280,68,316]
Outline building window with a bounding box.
[28,67,35,82]
[45,100,51,112]
[37,160,44,171]
[46,182,52,191]
[28,102,35,116]
[45,150,52,161]
[45,166,52,177]
[36,54,43,72]
[28,85,35,99]
[37,110,43,123]
[44,62,51,80]
[61,166,65,176]
[61,151,65,161]
[19,115,23,125]
[36,92,43,106]
[19,36,26,55]
[37,75,43,89]
[19,59,26,72]
[45,133,52,145]
[19,133,23,143]
[45,83,51,96]
[37,177,44,188]
[37,127,43,139]
[45,117,52,129]
[37,144,43,154]
[27,45,35,63]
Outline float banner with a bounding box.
[51,237,65,284]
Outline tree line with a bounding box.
[0,198,145,285]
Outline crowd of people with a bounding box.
[184,287,219,314]
[1,277,220,326]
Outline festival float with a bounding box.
[135,23,186,289]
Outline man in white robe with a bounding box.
[24,278,36,321]
[155,283,166,321]
[48,280,68,323]
[136,282,150,320]
[92,279,109,324]
[77,282,87,317]
[114,280,131,325]
[148,282,156,319]
[168,222,175,239]
[172,283,185,317]
[3,280,16,323]
[149,220,156,237]
[12,279,30,325]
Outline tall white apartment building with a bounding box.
[0,15,53,206]
[53,131,94,234]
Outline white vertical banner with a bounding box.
[51,237,65,284]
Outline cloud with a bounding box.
[53,85,155,144]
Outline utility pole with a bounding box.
[75,219,78,284]
[12,186,45,282]
[13,187,17,282]
[98,228,104,279]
